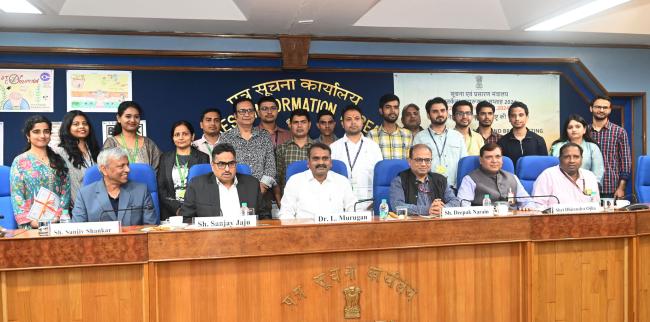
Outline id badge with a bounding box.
[435,164,447,175]
[177,189,186,199]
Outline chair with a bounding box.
[82,164,161,224]
[0,166,17,229]
[516,156,560,195]
[456,155,515,188]
[635,156,650,202]
[372,159,410,214]
[285,160,348,182]
[187,163,252,182]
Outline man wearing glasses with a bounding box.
[257,95,291,148]
[587,96,631,198]
[389,144,459,216]
[452,100,484,156]
[457,143,535,209]
[181,143,262,221]
[220,97,276,218]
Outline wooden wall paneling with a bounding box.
[532,239,627,322]
[4,265,145,322]
[1,272,6,322]
[639,236,650,322]
[154,243,522,322]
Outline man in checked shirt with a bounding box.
[587,95,631,198]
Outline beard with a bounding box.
[432,117,447,125]
[382,114,398,123]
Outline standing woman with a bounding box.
[103,101,162,171]
[550,114,605,182]
[10,115,70,229]
[55,110,100,204]
[158,121,209,220]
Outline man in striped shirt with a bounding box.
[587,95,631,198]
[367,93,412,159]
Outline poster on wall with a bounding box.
[102,120,147,143]
[393,73,560,149]
[0,122,3,165]
[67,70,132,112]
[0,69,54,112]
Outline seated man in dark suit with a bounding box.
[389,144,459,216]
[181,143,263,222]
[72,147,156,226]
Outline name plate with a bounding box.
[315,211,372,224]
[193,216,257,228]
[49,221,121,236]
[441,206,494,218]
[548,203,603,214]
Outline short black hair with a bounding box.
[170,120,195,140]
[479,143,502,157]
[257,95,277,107]
[476,101,495,114]
[379,94,400,108]
[424,97,448,113]
[212,143,237,160]
[508,101,529,116]
[308,142,331,158]
[290,109,311,123]
[231,97,254,115]
[408,144,432,159]
[590,95,612,107]
[559,142,583,158]
[200,108,222,122]
[317,109,335,122]
[341,104,363,118]
[452,100,473,115]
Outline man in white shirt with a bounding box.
[181,143,262,222]
[279,143,357,219]
[192,108,222,161]
[533,142,600,207]
[330,105,384,205]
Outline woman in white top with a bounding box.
[549,114,604,183]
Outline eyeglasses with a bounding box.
[236,109,256,115]
[592,105,610,110]
[412,158,432,164]
[259,106,278,112]
[213,161,237,169]
[454,112,472,117]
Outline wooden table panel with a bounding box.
[530,213,636,240]
[154,243,522,322]
[532,238,626,322]
[639,236,650,322]
[4,265,146,322]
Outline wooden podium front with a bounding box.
[1,211,649,322]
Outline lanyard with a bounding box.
[119,133,139,163]
[175,153,189,186]
[560,168,587,195]
[344,139,364,173]
[427,128,448,161]
[204,141,213,155]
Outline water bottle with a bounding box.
[482,194,492,207]
[379,199,389,220]
[507,188,515,205]
[240,202,250,216]
[59,211,71,223]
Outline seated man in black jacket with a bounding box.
[389,144,460,216]
[181,143,264,222]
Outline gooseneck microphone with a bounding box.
[100,204,155,222]
[353,198,374,212]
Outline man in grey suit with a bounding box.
[181,143,263,222]
[72,147,156,226]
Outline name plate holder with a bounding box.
[441,206,494,218]
[192,216,257,229]
[314,211,372,224]
[49,221,121,236]
[548,203,603,214]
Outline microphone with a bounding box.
[100,204,154,222]
[506,194,561,210]
[353,198,374,212]
[614,193,637,204]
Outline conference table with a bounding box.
[1,210,649,322]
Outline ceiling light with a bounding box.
[526,0,629,31]
[0,0,42,14]
[298,19,314,24]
